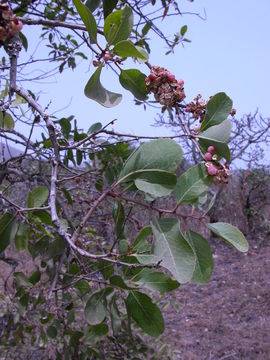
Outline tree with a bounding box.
[0,1,249,358]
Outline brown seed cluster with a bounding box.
[145,66,185,106]
[186,94,207,122]
[213,163,232,185]
[0,3,23,45]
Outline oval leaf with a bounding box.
[84,66,122,107]
[27,185,49,208]
[85,290,107,325]
[104,6,133,45]
[87,122,102,133]
[126,290,164,337]
[151,217,196,283]
[198,119,232,160]
[117,139,182,198]
[207,222,248,252]
[103,0,118,18]
[0,112,14,130]
[132,268,179,294]
[73,0,97,44]
[0,212,18,253]
[15,223,30,251]
[174,164,212,205]
[119,69,147,100]
[113,40,148,61]
[186,231,213,284]
[201,92,233,131]
[85,0,100,12]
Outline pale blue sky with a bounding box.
[13,0,270,138]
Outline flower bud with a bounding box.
[207,164,217,176]
[204,152,212,161]
[177,79,184,86]
[148,73,157,80]
[167,73,175,82]
[207,145,215,153]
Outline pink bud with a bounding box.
[204,152,212,161]
[177,79,184,86]
[16,20,23,31]
[207,164,217,176]
[148,73,157,80]
[207,146,215,153]
[167,73,176,81]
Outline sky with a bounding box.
[4,0,270,140]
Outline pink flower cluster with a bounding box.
[0,3,23,43]
[185,94,207,122]
[145,66,185,106]
[205,146,231,184]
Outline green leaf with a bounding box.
[207,222,249,252]
[29,269,41,285]
[103,0,118,18]
[85,0,100,12]
[119,69,147,100]
[61,188,73,205]
[85,289,113,325]
[73,0,97,43]
[75,280,90,296]
[0,112,15,129]
[180,25,188,36]
[15,223,30,251]
[132,268,179,294]
[32,210,52,225]
[174,164,212,205]
[84,66,122,107]
[58,117,72,139]
[86,324,108,342]
[117,139,182,197]
[0,81,8,99]
[198,119,232,160]
[19,32,28,51]
[109,296,122,335]
[104,6,133,45]
[27,185,49,208]
[135,171,177,198]
[142,22,152,36]
[0,213,18,253]
[151,217,195,283]
[76,150,83,165]
[133,226,152,252]
[126,291,164,337]
[186,231,213,284]
[47,325,57,339]
[113,40,148,61]
[118,238,128,254]
[110,275,130,289]
[200,92,233,131]
[88,122,102,133]
[112,201,125,238]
